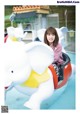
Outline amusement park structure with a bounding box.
[10,5,59,30]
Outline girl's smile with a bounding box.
[47,34,55,43]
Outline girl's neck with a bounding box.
[49,42,53,46]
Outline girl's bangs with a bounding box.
[47,29,55,35]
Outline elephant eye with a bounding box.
[11,70,14,73]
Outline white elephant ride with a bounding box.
[1,41,72,109]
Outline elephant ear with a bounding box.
[25,42,54,74]
[60,26,68,33]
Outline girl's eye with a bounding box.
[11,70,14,73]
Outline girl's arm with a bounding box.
[54,43,62,62]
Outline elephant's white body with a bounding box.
[24,69,54,109]
[5,24,27,43]
[0,41,54,109]
[14,68,54,109]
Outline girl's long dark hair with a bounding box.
[44,27,59,47]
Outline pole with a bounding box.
[65,9,67,28]
[11,21,13,26]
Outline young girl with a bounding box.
[44,27,64,77]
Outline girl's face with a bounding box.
[46,33,55,44]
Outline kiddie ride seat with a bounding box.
[49,52,72,89]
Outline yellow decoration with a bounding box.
[10,37,18,41]
[21,68,50,88]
